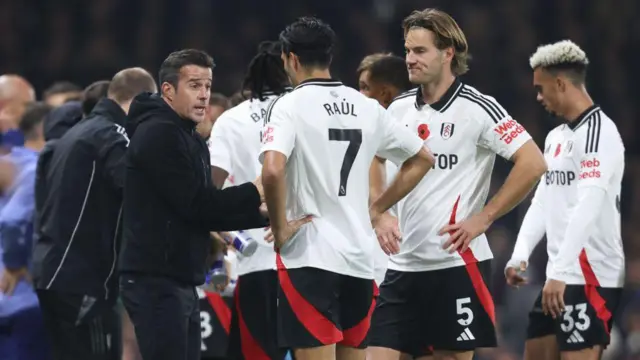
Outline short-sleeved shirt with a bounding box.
[387,79,532,272]
[259,78,423,279]
[536,106,625,287]
[208,94,281,276]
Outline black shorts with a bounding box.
[228,270,288,359]
[369,260,497,357]
[527,284,622,351]
[36,289,121,360]
[199,289,233,358]
[277,257,376,349]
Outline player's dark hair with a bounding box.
[209,92,231,110]
[403,8,470,76]
[357,53,392,79]
[82,80,110,115]
[279,17,336,69]
[242,41,290,101]
[368,55,413,93]
[159,49,216,89]
[43,81,82,99]
[543,63,588,85]
[19,102,52,140]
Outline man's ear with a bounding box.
[161,82,175,101]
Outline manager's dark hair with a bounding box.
[82,80,110,115]
[19,102,52,140]
[279,17,336,68]
[159,49,216,89]
[368,55,413,93]
[242,41,290,101]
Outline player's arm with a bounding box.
[442,111,547,252]
[368,156,387,206]
[552,125,623,278]
[208,115,233,189]
[370,107,434,253]
[482,140,547,222]
[505,176,547,286]
[260,100,310,248]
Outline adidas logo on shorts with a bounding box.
[566,330,585,343]
[456,328,475,341]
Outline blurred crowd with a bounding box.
[0,0,637,359]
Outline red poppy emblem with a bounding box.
[417,124,430,140]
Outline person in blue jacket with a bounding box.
[0,102,52,360]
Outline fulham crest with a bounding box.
[440,122,455,140]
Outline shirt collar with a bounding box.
[566,104,600,131]
[294,78,343,90]
[415,78,463,112]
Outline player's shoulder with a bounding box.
[455,83,509,123]
[574,106,623,152]
[388,88,418,110]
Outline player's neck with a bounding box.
[420,74,455,105]
[563,89,594,123]
[295,69,332,85]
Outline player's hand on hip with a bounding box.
[541,278,566,319]
[371,211,401,255]
[505,260,528,288]
[274,216,313,249]
[439,212,492,253]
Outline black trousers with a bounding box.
[36,289,121,360]
[120,273,200,360]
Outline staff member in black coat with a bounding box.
[32,68,157,360]
[119,49,268,360]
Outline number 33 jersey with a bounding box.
[259,78,424,279]
[538,106,625,287]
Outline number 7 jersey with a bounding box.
[259,78,424,279]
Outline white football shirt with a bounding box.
[259,78,424,279]
[520,106,625,287]
[208,94,282,276]
[372,88,419,285]
[388,79,532,272]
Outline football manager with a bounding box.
[118,49,268,360]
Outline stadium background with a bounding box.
[1,0,638,358]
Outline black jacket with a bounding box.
[33,99,128,300]
[118,93,267,285]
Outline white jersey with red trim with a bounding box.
[208,94,281,276]
[259,78,424,279]
[538,106,625,287]
[387,80,532,272]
